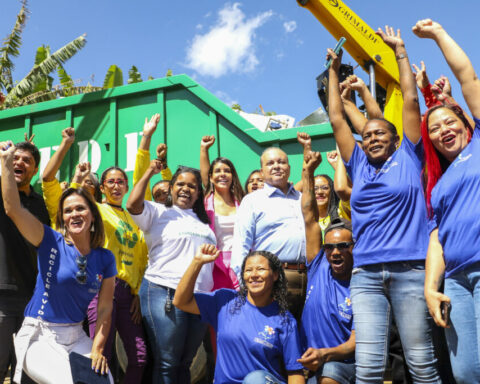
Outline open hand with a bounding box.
[143,113,161,137]
[91,350,109,375]
[376,26,404,51]
[201,135,215,149]
[412,19,444,39]
[194,244,220,265]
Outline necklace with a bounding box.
[106,202,123,210]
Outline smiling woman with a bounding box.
[127,165,216,383]
[326,25,441,381]
[173,247,305,384]
[0,140,117,384]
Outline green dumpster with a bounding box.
[0,75,336,197]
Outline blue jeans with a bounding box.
[139,278,207,384]
[243,370,283,384]
[308,361,355,384]
[444,262,480,383]
[350,261,440,383]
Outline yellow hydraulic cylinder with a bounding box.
[298,0,404,137]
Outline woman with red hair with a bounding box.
[413,19,480,383]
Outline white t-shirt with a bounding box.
[131,200,216,292]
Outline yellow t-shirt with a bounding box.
[97,203,148,295]
[133,148,173,201]
[318,200,352,238]
[41,179,63,230]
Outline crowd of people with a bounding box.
[0,18,479,384]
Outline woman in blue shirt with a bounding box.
[0,141,116,384]
[173,246,305,384]
[327,27,440,382]
[414,19,480,382]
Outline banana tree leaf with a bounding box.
[103,64,123,88]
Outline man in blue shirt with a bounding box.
[298,151,355,384]
[231,147,306,319]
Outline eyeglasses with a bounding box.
[104,179,127,187]
[323,242,354,251]
[75,254,88,285]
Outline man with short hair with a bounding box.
[298,151,355,384]
[0,141,50,382]
[231,147,306,319]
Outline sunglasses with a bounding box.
[323,242,354,251]
[75,254,88,285]
[104,179,127,187]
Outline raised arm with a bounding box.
[339,80,367,135]
[126,159,163,215]
[424,228,450,328]
[377,26,421,143]
[200,136,215,188]
[302,151,323,263]
[42,127,75,182]
[173,244,219,314]
[327,49,356,162]
[413,19,480,118]
[294,132,312,192]
[90,275,115,375]
[138,114,160,152]
[327,150,352,201]
[0,141,44,247]
[348,75,383,120]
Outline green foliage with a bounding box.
[127,65,142,84]
[103,64,124,88]
[0,0,29,92]
[5,34,87,104]
[231,103,242,111]
[166,69,173,77]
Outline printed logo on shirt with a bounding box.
[305,285,314,302]
[115,220,139,249]
[453,153,472,167]
[37,247,58,318]
[254,325,275,349]
[89,274,103,293]
[378,160,398,174]
[338,296,352,321]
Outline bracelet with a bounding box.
[143,134,151,139]
[396,53,407,60]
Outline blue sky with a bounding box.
[1,0,478,121]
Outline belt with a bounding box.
[282,262,306,271]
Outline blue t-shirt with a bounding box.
[24,225,117,323]
[431,118,480,278]
[345,137,429,267]
[195,289,304,384]
[301,251,353,362]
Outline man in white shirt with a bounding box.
[231,147,306,319]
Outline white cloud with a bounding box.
[283,20,297,33]
[196,24,203,30]
[185,3,273,78]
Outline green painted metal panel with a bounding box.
[0,75,337,199]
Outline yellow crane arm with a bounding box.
[298,0,404,136]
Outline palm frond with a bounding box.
[0,0,29,92]
[103,65,123,89]
[5,34,87,102]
